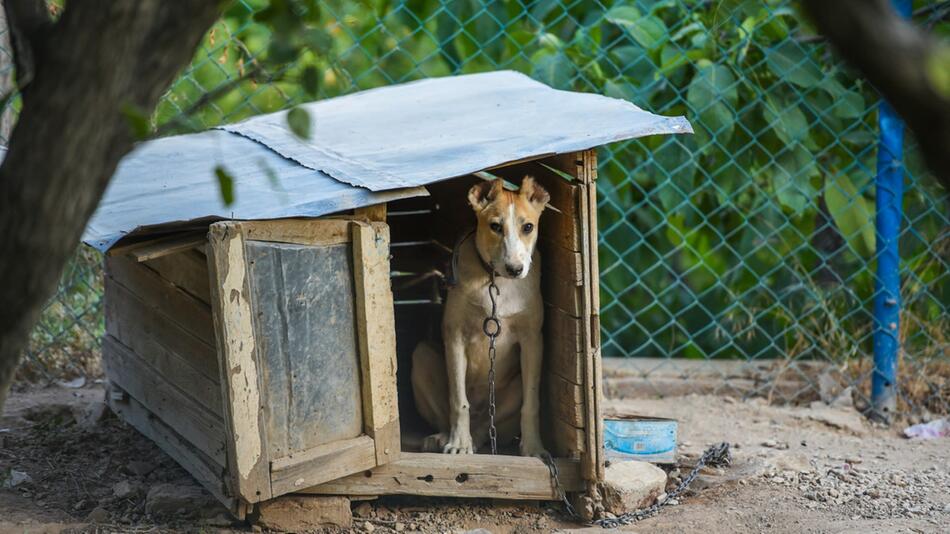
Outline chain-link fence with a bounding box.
[10,1,949,417]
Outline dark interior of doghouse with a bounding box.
[385,155,585,457]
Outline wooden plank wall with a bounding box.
[102,250,234,503]
[490,158,591,465]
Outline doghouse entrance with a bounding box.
[384,152,600,459]
[299,150,601,500]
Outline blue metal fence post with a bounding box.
[871,0,911,421]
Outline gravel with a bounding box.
[764,458,950,521]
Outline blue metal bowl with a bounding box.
[604,416,678,464]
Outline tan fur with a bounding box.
[411,176,550,456]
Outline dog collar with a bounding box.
[446,229,498,287]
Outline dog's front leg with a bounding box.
[443,335,474,454]
[519,331,547,456]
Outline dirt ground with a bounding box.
[1,382,947,534]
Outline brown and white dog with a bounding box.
[411,176,550,455]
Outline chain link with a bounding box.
[482,270,501,455]
[540,442,731,528]
[596,442,731,528]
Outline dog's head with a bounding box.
[468,176,550,279]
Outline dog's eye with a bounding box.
[490,222,503,234]
[522,223,534,234]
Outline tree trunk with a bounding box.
[802,0,950,190]
[0,0,222,412]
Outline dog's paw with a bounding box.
[422,432,449,452]
[519,438,548,458]
[443,431,475,454]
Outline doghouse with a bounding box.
[84,71,690,518]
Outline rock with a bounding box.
[202,513,234,527]
[768,452,814,473]
[112,480,139,499]
[2,469,31,488]
[72,400,109,428]
[255,495,352,531]
[801,407,867,435]
[364,521,376,532]
[762,439,778,448]
[59,376,87,389]
[463,530,492,534]
[86,506,110,523]
[145,483,224,518]
[601,460,668,516]
[395,522,406,532]
[128,460,157,477]
[830,387,855,409]
[353,501,374,518]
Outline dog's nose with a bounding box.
[506,264,524,277]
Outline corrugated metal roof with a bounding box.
[78,70,690,251]
[80,131,424,251]
[220,70,691,190]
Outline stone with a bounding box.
[112,480,138,499]
[768,452,814,474]
[86,506,110,523]
[145,483,224,518]
[254,495,352,531]
[128,460,157,477]
[72,400,109,428]
[800,407,867,435]
[353,501,374,518]
[600,460,668,516]
[2,469,31,488]
[202,513,234,527]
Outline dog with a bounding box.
[411,176,550,456]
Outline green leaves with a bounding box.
[687,63,737,146]
[286,107,312,140]
[215,166,235,206]
[531,50,573,88]
[771,144,818,213]
[825,174,875,258]
[766,41,823,88]
[605,6,667,50]
[301,66,320,98]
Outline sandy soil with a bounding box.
[1,383,947,534]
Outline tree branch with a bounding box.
[2,0,52,87]
[0,0,222,412]
[802,0,950,192]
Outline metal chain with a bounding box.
[482,270,501,455]
[594,442,731,528]
[541,451,579,518]
[542,442,731,528]
[472,245,731,526]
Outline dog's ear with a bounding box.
[520,176,550,211]
[468,178,504,211]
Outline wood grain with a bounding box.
[303,452,583,500]
[101,335,227,466]
[270,435,377,496]
[351,221,401,466]
[144,248,211,303]
[208,222,272,503]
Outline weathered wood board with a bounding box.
[304,452,583,499]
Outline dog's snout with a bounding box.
[506,264,524,277]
